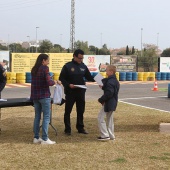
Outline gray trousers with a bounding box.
[98,106,115,139]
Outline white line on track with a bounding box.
[119,96,167,100]
[119,99,170,113]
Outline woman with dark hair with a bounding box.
[31,53,59,145]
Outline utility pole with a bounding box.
[70,0,75,52]
[141,28,143,57]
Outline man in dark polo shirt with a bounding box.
[59,49,95,135]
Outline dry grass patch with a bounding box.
[0,101,170,170]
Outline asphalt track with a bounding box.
[1,81,170,113]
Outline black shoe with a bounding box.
[58,98,66,106]
[78,129,89,134]
[97,136,110,141]
[64,131,71,136]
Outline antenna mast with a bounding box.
[70,0,75,52]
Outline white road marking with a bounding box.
[119,100,170,113]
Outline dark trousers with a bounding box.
[64,89,85,132]
[0,81,6,98]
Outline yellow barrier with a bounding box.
[16,73,26,83]
[115,72,119,81]
[53,72,60,80]
[149,72,155,81]
[100,72,107,78]
[138,72,144,81]
[143,72,150,81]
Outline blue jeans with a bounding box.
[33,98,51,141]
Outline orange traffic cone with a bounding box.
[152,80,158,91]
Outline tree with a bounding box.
[0,44,8,50]
[89,45,96,54]
[132,46,135,54]
[138,47,158,71]
[50,47,61,53]
[74,40,89,54]
[98,44,110,55]
[161,48,170,57]
[126,45,130,55]
[9,43,27,52]
[39,39,53,53]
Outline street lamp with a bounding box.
[7,34,9,51]
[36,27,39,53]
[27,36,30,52]
[157,33,159,56]
[141,28,143,57]
[101,33,103,48]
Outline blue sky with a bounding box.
[0,0,170,51]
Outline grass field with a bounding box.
[0,101,170,170]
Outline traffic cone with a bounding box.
[152,80,158,91]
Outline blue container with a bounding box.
[132,72,138,81]
[161,72,167,80]
[119,72,126,81]
[126,72,132,81]
[166,73,170,80]
[93,72,98,78]
[168,84,170,98]
[156,72,161,80]
[26,72,31,83]
[49,72,53,77]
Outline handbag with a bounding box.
[53,84,63,104]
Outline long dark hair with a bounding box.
[31,53,49,76]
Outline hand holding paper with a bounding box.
[94,73,103,86]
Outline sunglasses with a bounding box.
[77,57,84,60]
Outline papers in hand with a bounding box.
[94,73,104,86]
[74,85,87,89]
[0,99,7,101]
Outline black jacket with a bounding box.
[0,64,7,83]
[98,74,120,112]
[59,59,94,94]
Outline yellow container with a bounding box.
[149,72,155,81]
[100,72,107,78]
[54,76,59,80]
[16,73,26,83]
[6,72,16,80]
[7,79,16,84]
[53,72,60,76]
[115,72,119,81]
[138,72,144,81]
[143,72,150,81]
[16,79,26,83]
[53,72,60,80]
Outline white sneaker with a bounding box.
[33,138,43,144]
[41,138,56,145]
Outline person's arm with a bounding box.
[44,66,56,86]
[0,64,6,77]
[98,82,115,104]
[59,65,70,88]
[84,65,95,82]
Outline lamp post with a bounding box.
[7,34,9,51]
[27,36,30,52]
[36,27,39,53]
[141,28,143,57]
[157,33,159,56]
[101,33,103,48]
